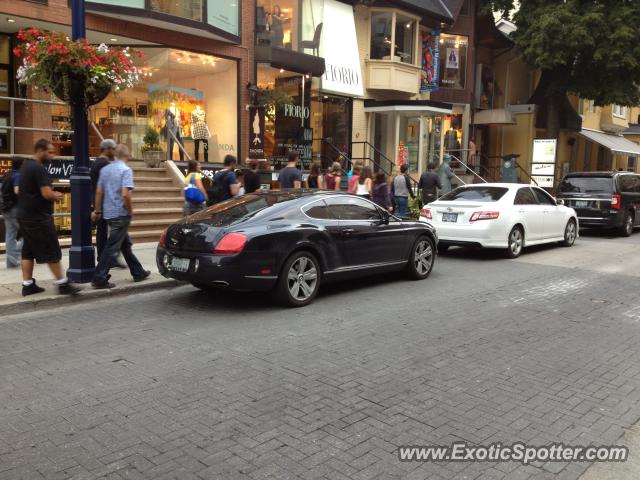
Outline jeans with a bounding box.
[93,216,146,284]
[168,131,184,161]
[3,208,22,268]
[96,217,108,260]
[194,139,208,162]
[395,196,409,218]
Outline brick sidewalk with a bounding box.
[0,242,177,316]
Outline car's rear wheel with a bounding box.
[407,236,435,280]
[275,251,321,307]
[505,226,523,258]
[619,211,634,237]
[561,219,577,247]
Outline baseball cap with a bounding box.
[100,139,117,150]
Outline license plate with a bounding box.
[169,257,190,272]
[442,213,458,223]
[574,200,589,208]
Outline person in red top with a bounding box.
[348,164,362,193]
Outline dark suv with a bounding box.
[556,172,640,236]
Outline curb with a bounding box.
[0,277,180,318]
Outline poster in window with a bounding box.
[420,30,439,93]
[147,84,204,138]
[249,106,265,159]
[446,48,459,69]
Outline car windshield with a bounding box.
[558,177,613,194]
[186,193,296,227]
[439,186,508,202]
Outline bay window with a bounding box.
[369,10,418,65]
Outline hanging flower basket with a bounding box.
[13,29,140,106]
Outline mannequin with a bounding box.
[165,102,184,161]
[191,104,210,162]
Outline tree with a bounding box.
[481,0,640,138]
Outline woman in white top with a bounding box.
[355,165,373,199]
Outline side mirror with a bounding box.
[556,199,564,206]
[378,211,390,225]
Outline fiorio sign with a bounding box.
[320,0,364,97]
[284,103,310,120]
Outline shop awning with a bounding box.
[364,99,452,114]
[579,128,640,157]
[255,46,325,77]
[473,108,516,125]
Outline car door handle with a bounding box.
[341,228,355,235]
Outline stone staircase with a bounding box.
[129,161,184,244]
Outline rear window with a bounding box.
[440,186,508,202]
[558,177,613,194]
[186,193,293,227]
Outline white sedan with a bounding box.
[419,183,578,258]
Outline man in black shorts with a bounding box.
[17,139,80,296]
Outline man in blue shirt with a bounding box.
[91,144,150,289]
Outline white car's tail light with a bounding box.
[420,208,432,219]
[469,211,500,222]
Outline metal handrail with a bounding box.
[515,160,538,186]
[351,141,420,193]
[311,138,351,178]
[448,153,488,183]
[167,128,191,161]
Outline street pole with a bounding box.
[68,0,95,282]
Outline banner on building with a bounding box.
[531,139,557,187]
[248,106,266,159]
[420,30,440,93]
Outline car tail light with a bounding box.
[611,194,621,209]
[159,228,168,247]
[469,211,500,222]
[420,208,432,219]
[213,233,247,255]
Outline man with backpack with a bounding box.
[208,154,240,204]
[2,157,24,268]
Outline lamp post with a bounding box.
[67,0,95,282]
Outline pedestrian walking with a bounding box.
[418,162,442,205]
[278,151,302,189]
[372,171,393,211]
[2,157,23,268]
[183,160,207,216]
[90,139,126,268]
[325,162,342,191]
[392,164,414,218]
[348,164,362,193]
[355,165,373,199]
[17,139,81,296]
[91,144,150,289]
[244,160,261,194]
[438,154,454,194]
[347,159,364,188]
[209,155,240,204]
[305,161,324,189]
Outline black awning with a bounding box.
[255,46,325,77]
[529,71,582,132]
[364,99,453,112]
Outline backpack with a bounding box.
[1,172,17,213]
[184,174,206,204]
[208,170,231,205]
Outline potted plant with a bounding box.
[141,127,164,167]
[13,29,140,106]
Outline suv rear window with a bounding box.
[440,186,508,202]
[558,177,613,194]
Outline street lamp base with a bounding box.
[68,245,96,283]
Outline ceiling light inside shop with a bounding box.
[7,18,16,23]
[280,68,284,73]
[406,22,411,28]
[110,38,118,42]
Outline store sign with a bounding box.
[284,104,310,120]
[249,106,265,159]
[175,162,220,179]
[207,0,239,36]
[531,139,557,187]
[420,30,440,93]
[320,0,364,97]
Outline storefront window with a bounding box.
[394,15,416,64]
[89,48,237,162]
[370,12,392,60]
[150,0,202,21]
[255,0,324,55]
[439,34,468,89]
[370,10,418,64]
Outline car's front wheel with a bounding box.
[275,251,321,307]
[561,219,577,247]
[505,226,523,258]
[407,236,435,280]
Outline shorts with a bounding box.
[18,217,62,264]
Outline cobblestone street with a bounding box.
[2,231,640,479]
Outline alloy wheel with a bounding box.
[509,228,523,256]
[565,220,577,245]
[287,256,318,302]
[626,215,633,235]
[414,239,433,276]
